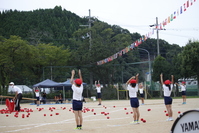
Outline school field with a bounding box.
[0,98,199,133]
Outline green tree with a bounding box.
[0,36,35,94]
[152,55,172,82]
[181,41,199,95]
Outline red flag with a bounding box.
[184,3,187,11]
[164,19,167,26]
[190,0,193,5]
[187,0,189,8]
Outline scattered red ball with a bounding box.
[107,117,110,119]
[166,113,169,116]
[147,109,151,111]
[178,111,181,114]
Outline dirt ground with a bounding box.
[0,98,199,133]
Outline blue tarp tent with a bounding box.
[33,79,62,88]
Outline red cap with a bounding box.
[97,84,100,86]
[182,81,185,84]
[164,80,171,85]
[75,79,82,85]
[130,79,137,83]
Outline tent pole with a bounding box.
[63,86,65,102]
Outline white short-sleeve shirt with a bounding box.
[35,92,40,97]
[139,88,144,94]
[163,84,173,97]
[72,84,83,100]
[127,84,138,98]
[96,86,101,93]
[180,85,186,91]
[12,86,22,94]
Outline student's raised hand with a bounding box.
[78,69,81,74]
[71,70,75,75]
[160,73,163,77]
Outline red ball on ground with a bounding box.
[166,113,169,116]
[147,109,151,111]
[178,111,181,114]
[94,113,96,115]
[143,120,146,123]
[107,117,110,119]
[140,118,144,121]
[164,110,167,113]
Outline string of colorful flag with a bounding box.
[96,0,197,66]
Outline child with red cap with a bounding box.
[126,73,140,124]
[95,80,102,105]
[70,69,84,130]
[176,81,186,104]
[160,73,174,121]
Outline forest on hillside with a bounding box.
[0,6,199,96]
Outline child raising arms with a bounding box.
[70,69,84,130]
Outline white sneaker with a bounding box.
[166,118,173,121]
[130,121,138,124]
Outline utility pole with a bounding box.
[156,17,160,56]
[88,9,92,50]
[150,17,165,56]
[80,9,92,49]
[80,9,93,97]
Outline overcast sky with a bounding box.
[1,0,198,47]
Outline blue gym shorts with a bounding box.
[130,98,139,108]
[164,96,173,105]
[181,91,186,96]
[97,93,101,98]
[72,100,83,111]
[140,94,144,98]
[36,97,39,101]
